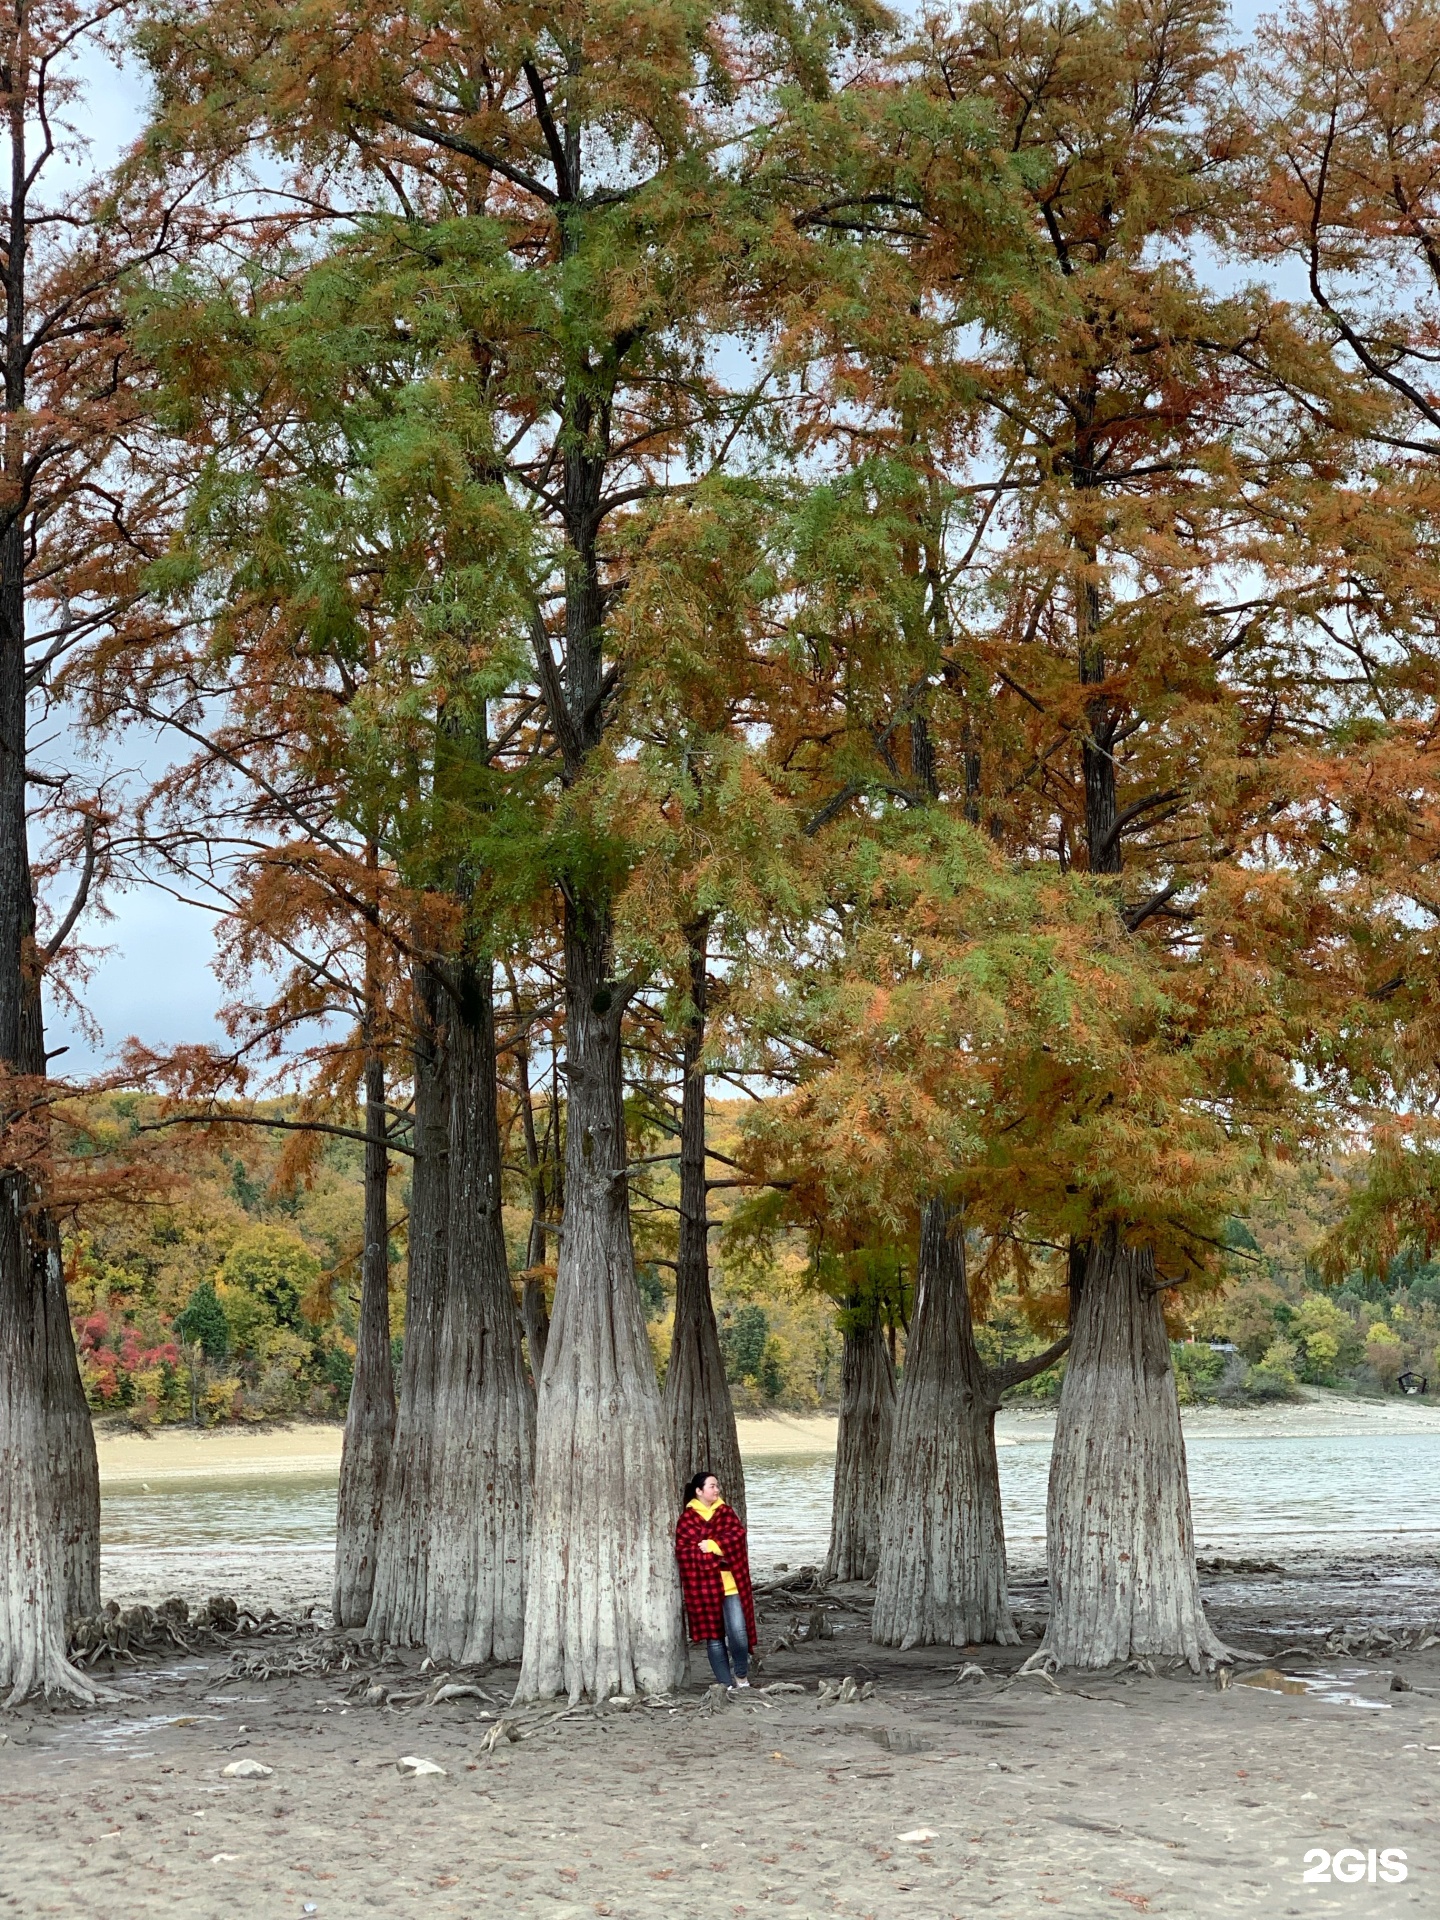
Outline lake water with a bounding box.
[98,1429,1440,1610]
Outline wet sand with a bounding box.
[3,1578,1437,1918]
[6,1396,1437,1913]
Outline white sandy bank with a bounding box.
[94,1410,844,1484]
[94,1384,1440,1486]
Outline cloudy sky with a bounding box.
[40,48,229,1074]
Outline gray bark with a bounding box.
[366,962,449,1646]
[17,893,97,1626]
[521,1276,550,1381]
[0,27,100,1692]
[517,894,685,1701]
[825,1303,896,1584]
[43,1224,99,1624]
[0,482,95,1704]
[0,1196,76,1703]
[872,1200,1016,1647]
[515,121,683,1698]
[663,920,744,1521]
[332,1045,396,1627]
[511,1000,551,1380]
[422,960,533,1666]
[25,957,96,1630]
[1043,1230,1233,1670]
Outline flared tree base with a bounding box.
[1043,1234,1235,1672]
[872,1398,1020,1649]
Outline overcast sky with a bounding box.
[39,46,220,1076]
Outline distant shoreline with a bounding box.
[93,1385,1440,1485]
[93,1410,847,1484]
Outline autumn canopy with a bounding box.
[3,0,1440,1704]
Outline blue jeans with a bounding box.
[705,1593,750,1686]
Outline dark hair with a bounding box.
[683,1470,716,1503]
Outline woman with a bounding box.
[675,1470,758,1691]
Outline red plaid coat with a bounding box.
[675,1500,758,1647]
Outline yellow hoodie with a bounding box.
[687,1497,739,1597]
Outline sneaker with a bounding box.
[733,1678,751,1689]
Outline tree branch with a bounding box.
[991,1331,1072,1393]
[41,815,98,963]
[136,1110,416,1156]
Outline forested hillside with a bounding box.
[67,1095,381,1425]
[67,1092,1438,1425]
[64,1095,856,1424]
[1187,1167,1440,1400]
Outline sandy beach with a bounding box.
[93,1411,849,1485]
[0,1389,1433,1915]
[3,1574,1437,1917]
[92,1387,1440,1485]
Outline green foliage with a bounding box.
[227,1156,266,1213]
[759,1347,784,1399]
[322,1345,355,1405]
[1215,1282,1292,1363]
[974,1293,1068,1401]
[1171,1341,1227,1405]
[1248,1338,1303,1400]
[737,808,1274,1305]
[635,1263,667,1321]
[174,1281,229,1362]
[1194,1161,1440,1397]
[714,1305,787,1401]
[65,1095,379,1425]
[1289,1294,1361,1386]
[1364,1321,1406,1390]
[721,1303,772,1384]
[212,1282,276,1368]
[219,1225,320,1332]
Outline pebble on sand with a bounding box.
[221,1759,273,1778]
[898,1828,938,1844]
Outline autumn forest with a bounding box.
[4,0,1440,1711]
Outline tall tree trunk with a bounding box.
[0,486,95,1703]
[872,1200,1017,1648]
[825,1301,896,1584]
[1043,1230,1232,1669]
[42,1219,98,1624]
[20,918,99,1625]
[367,961,449,1647]
[663,919,744,1521]
[0,1211,99,1702]
[332,1043,396,1628]
[521,1273,550,1380]
[510,996,551,1379]
[0,1199,65,1704]
[1042,524,1219,1667]
[422,960,533,1666]
[517,893,685,1701]
[517,187,682,1699]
